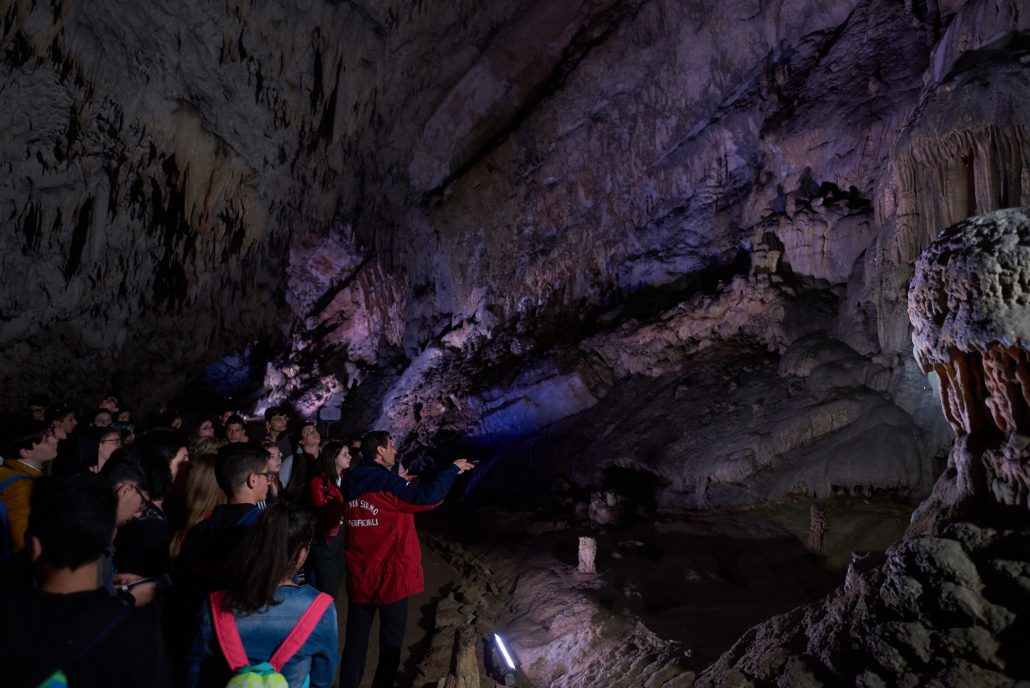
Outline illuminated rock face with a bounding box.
[908,208,1030,520]
[690,210,1030,686]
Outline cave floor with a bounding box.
[418,496,913,682]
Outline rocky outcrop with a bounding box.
[693,208,1030,685]
[696,522,1030,687]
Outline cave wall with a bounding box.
[1,0,1027,504]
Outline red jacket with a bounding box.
[344,461,460,605]
[308,472,347,544]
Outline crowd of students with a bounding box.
[0,393,466,688]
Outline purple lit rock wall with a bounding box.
[1,0,1028,502]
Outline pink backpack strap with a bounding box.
[268,593,334,671]
[209,591,250,670]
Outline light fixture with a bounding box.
[493,633,517,671]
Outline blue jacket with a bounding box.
[186,584,338,688]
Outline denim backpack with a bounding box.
[209,591,333,688]
[0,474,35,559]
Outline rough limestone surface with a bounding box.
[695,523,1030,687]
[908,208,1030,523]
[692,209,1030,686]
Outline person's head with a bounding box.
[27,475,117,574]
[116,409,132,424]
[263,406,289,437]
[360,431,395,469]
[45,403,77,440]
[153,411,184,430]
[190,435,227,459]
[27,393,48,422]
[214,443,271,503]
[99,393,120,413]
[99,453,150,526]
[316,440,351,479]
[131,429,189,502]
[194,418,217,439]
[221,502,315,614]
[90,408,113,428]
[171,454,226,558]
[4,420,59,465]
[298,421,320,449]
[225,415,248,444]
[219,408,236,425]
[97,429,122,468]
[260,440,283,474]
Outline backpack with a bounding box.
[209,590,333,688]
[0,473,35,559]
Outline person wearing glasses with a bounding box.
[88,429,122,474]
[169,444,273,668]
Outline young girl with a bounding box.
[306,441,351,596]
[186,502,338,687]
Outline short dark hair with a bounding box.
[215,444,268,498]
[90,408,113,423]
[263,405,288,422]
[44,403,75,424]
[27,475,117,570]
[27,393,49,408]
[360,431,390,464]
[130,429,187,500]
[99,451,145,490]
[224,414,246,429]
[4,420,50,459]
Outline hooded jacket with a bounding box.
[344,461,459,605]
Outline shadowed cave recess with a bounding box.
[2,0,1030,685]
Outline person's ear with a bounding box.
[294,545,310,570]
[246,473,257,489]
[30,536,43,563]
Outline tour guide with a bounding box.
[339,431,475,688]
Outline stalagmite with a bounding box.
[577,536,597,574]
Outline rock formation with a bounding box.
[693,208,1030,687]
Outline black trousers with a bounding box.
[339,597,408,688]
[308,527,346,596]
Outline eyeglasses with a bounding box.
[100,438,122,445]
[253,471,276,481]
[132,485,152,508]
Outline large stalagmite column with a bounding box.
[908,207,1030,530]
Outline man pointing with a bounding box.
[339,431,474,688]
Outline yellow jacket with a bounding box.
[0,460,44,552]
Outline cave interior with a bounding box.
[2,0,1030,685]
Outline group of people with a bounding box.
[0,395,475,688]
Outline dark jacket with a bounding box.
[344,461,459,605]
[0,587,170,688]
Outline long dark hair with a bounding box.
[315,441,345,479]
[221,502,314,614]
